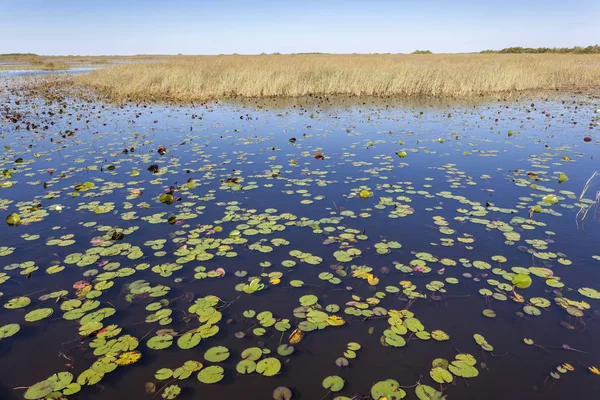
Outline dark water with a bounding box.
[0,87,599,400]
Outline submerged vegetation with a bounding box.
[74,54,600,102]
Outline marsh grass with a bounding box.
[30,61,72,70]
[576,171,600,228]
[0,57,72,71]
[74,54,600,101]
[0,62,71,71]
[0,54,154,71]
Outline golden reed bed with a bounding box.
[72,54,600,101]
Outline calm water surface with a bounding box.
[0,85,599,400]
[0,68,96,78]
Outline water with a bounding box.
[0,68,96,78]
[0,86,599,400]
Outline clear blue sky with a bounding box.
[1,0,598,55]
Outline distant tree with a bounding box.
[480,45,600,54]
[0,53,38,56]
[411,50,433,54]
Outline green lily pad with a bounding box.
[256,357,281,376]
[24,308,54,322]
[79,322,103,336]
[4,296,31,309]
[159,193,175,204]
[430,367,453,384]
[52,372,74,391]
[162,384,181,399]
[147,334,173,350]
[204,346,230,362]
[513,273,532,289]
[579,287,600,299]
[299,295,318,306]
[155,368,174,380]
[384,331,406,347]
[347,342,361,351]
[371,379,406,400]
[322,375,344,392]
[277,344,295,356]
[177,332,202,349]
[0,323,20,339]
[241,347,263,361]
[6,213,21,226]
[448,360,479,378]
[77,368,104,386]
[523,305,541,316]
[62,383,82,395]
[197,365,224,384]
[236,359,257,374]
[415,384,444,400]
[24,380,54,399]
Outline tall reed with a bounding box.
[72,54,600,101]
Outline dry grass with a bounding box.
[576,171,600,229]
[30,60,72,70]
[73,54,600,101]
[0,63,70,71]
[0,54,160,71]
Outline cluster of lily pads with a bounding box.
[0,90,599,400]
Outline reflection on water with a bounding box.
[0,68,96,78]
[0,83,599,400]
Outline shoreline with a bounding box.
[4,71,600,114]
[9,76,600,111]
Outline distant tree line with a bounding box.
[480,45,600,54]
[0,53,38,57]
[411,50,433,54]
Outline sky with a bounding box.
[1,0,599,55]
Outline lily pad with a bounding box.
[147,334,174,350]
[197,365,224,384]
[415,384,444,400]
[24,308,54,322]
[162,385,181,399]
[277,344,295,356]
[430,367,453,384]
[241,347,263,361]
[204,346,230,362]
[4,296,31,309]
[0,323,20,339]
[273,386,293,400]
[236,359,257,374]
[256,357,282,376]
[449,360,479,378]
[371,379,406,400]
[322,375,344,392]
[24,380,54,399]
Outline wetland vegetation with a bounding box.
[74,54,600,102]
[0,52,599,400]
